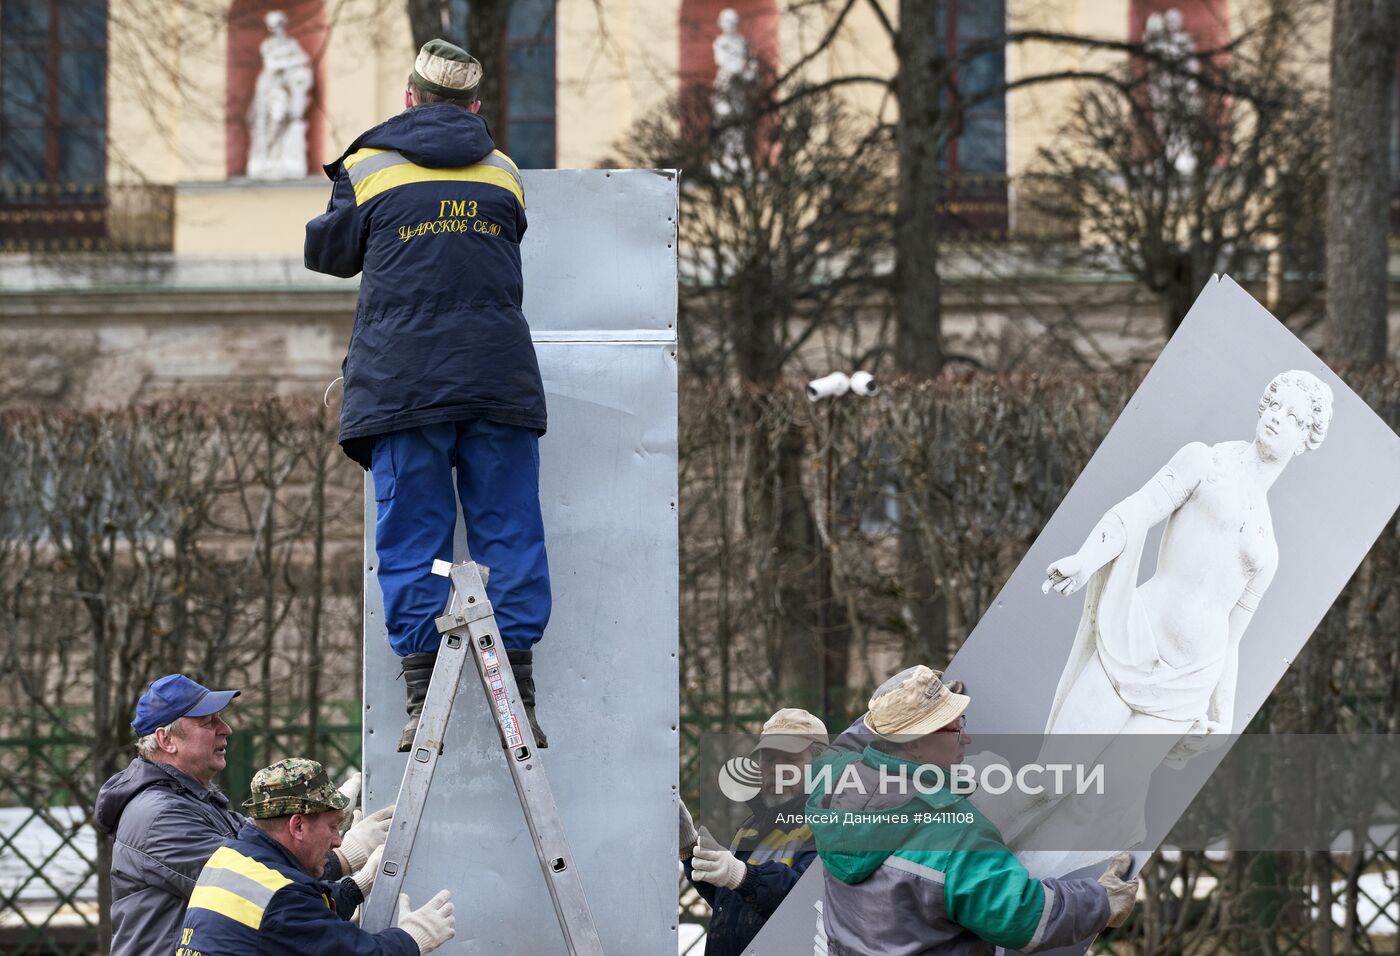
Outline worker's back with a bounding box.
[94,758,243,956]
[808,748,1109,955]
[177,821,418,956]
[306,103,546,468]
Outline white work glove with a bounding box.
[1097,851,1139,928]
[679,800,698,861]
[351,844,383,896]
[338,770,363,804]
[340,805,395,871]
[397,890,455,953]
[337,772,363,836]
[691,826,747,890]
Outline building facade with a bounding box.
[0,0,1389,408]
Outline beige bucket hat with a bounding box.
[863,665,970,741]
[751,707,829,755]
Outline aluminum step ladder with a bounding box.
[359,560,605,954]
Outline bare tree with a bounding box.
[765,0,1323,374]
[892,0,949,376]
[404,0,532,148]
[1325,0,1400,364]
[0,400,361,952]
[625,78,892,714]
[753,2,1260,671]
[626,77,891,380]
[1028,3,1328,339]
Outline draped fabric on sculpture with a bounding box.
[1044,470,1226,733]
[247,12,314,180]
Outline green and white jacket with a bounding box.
[806,746,1109,956]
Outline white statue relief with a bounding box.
[246,10,314,180]
[1003,370,1334,877]
[1143,8,1201,175]
[711,8,757,174]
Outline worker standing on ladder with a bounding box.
[305,39,552,752]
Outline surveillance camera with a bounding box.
[849,371,879,396]
[806,372,850,402]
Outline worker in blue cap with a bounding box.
[94,675,394,956]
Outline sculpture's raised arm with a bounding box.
[1044,441,1210,596]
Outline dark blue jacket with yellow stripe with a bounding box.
[175,821,417,956]
[305,104,547,469]
[684,790,818,956]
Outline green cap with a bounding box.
[242,758,349,819]
[412,39,484,99]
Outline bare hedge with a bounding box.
[0,399,364,945]
[679,369,1400,735]
[1,370,1397,952]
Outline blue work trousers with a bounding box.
[371,420,551,656]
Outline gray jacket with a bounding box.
[810,748,1110,956]
[93,758,248,956]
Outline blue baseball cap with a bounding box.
[132,674,240,737]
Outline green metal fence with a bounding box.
[0,705,363,956]
[6,691,1395,955]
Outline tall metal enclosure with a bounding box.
[362,170,678,953]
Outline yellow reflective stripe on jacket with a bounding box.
[342,147,391,170]
[185,845,293,929]
[187,885,267,930]
[205,846,294,893]
[484,149,523,184]
[489,148,521,175]
[343,147,525,208]
[732,820,813,867]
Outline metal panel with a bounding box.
[364,169,677,955]
[749,275,1400,955]
[519,169,679,333]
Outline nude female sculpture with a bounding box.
[1003,370,1333,874]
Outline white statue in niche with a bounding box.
[711,8,757,174]
[713,8,756,90]
[1143,7,1200,176]
[246,10,314,180]
[1003,370,1334,877]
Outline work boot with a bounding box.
[506,648,548,748]
[397,652,437,753]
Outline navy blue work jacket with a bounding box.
[305,104,547,468]
[685,791,818,956]
[175,821,416,956]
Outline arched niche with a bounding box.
[678,0,778,97]
[225,0,328,178]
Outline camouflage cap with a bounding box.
[242,758,349,819]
